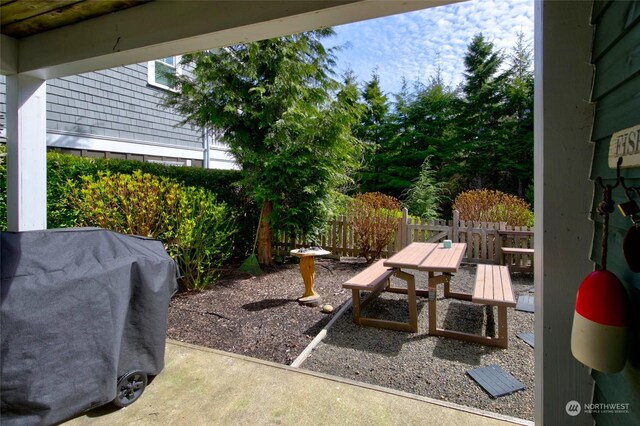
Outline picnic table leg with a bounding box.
[299,256,317,298]
[497,306,509,349]
[395,270,418,332]
[428,280,437,335]
[351,289,362,324]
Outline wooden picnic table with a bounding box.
[346,241,516,348]
[367,242,467,331]
[384,242,466,295]
[343,242,461,333]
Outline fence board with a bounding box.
[271,211,533,265]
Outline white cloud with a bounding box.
[329,0,534,94]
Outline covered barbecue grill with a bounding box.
[1,228,177,425]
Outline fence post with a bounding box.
[452,210,459,242]
[496,221,507,264]
[404,208,410,247]
[342,216,348,257]
[396,208,408,252]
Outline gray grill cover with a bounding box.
[1,228,178,425]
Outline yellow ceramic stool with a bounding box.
[290,248,330,306]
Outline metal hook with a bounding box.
[596,157,623,190]
[612,156,623,189]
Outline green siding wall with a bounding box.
[589,1,640,425]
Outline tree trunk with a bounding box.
[518,179,523,198]
[257,200,273,266]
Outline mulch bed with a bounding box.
[167,258,365,365]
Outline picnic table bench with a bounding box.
[342,259,418,332]
[498,230,534,273]
[428,264,516,348]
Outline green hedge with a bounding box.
[0,150,260,257]
[46,152,245,226]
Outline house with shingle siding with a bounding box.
[0,57,235,170]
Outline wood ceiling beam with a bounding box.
[1,1,147,38]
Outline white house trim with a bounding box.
[209,157,237,170]
[48,130,203,158]
[47,129,238,169]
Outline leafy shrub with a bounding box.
[452,189,534,227]
[166,186,237,290]
[326,191,354,217]
[67,171,181,238]
[350,192,401,263]
[0,151,254,256]
[66,171,236,291]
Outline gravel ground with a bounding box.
[300,265,535,422]
[167,259,534,421]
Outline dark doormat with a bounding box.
[517,332,534,348]
[466,365,526,398]
[516,294,535,313]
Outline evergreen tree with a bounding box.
[356,72,392,194]
[358,71,390,143]
[163,30,363,265]
[502,32,534,198]
[403,156,445,219]
[457,33,508,190]
[406,76,459,191]
[378,77,458,199]
[363,78,415,198]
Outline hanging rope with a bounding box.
[597,183,615,271]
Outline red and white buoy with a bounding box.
[571,270,628,373]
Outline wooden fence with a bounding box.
[273,209,534,270]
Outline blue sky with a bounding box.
[327,0,534,95]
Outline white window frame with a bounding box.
[147,56,182,91]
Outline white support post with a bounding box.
[6,74,47,231]
[535,1,595,424]
[202,127,211,169]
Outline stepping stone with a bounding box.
[466,365,526,398]
[516,294,535,313]
[517,332,534,348]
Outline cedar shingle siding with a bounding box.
[0,63,202,150]
[47,64,201,148]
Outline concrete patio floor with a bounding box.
[67,340,532,425]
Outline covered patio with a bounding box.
[2,1,625,424]
[66,339,528,425]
